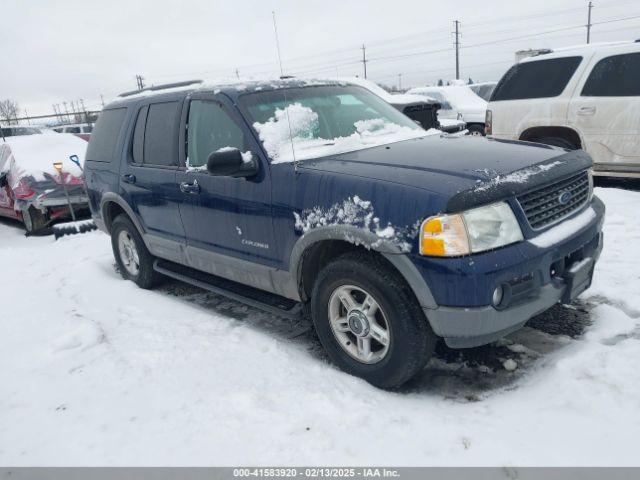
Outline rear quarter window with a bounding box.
[491,56,582,101]
[85,108,127,163]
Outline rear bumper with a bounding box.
[418,196,605,348]
[33,194,88,208]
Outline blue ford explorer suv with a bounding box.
[85,79,604,388]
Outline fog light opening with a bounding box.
[492,285,504,307]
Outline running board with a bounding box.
[153,259,303,319]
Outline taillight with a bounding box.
[13,180,35,199]
[485,109,492,136]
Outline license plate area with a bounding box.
[561,257,594,304]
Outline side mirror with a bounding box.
[0,172,7,188]
[206,148,259,178]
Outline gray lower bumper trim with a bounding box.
[34,195,89,208]
[425,282,565,348]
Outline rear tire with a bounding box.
[533,136,577,150]
[22,207,47,233]
[311,251,436,388]
[110,214,163,289]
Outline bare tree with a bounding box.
[0,99,20,125]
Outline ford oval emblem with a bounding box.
[558,191,573,205]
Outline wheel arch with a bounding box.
[100,193,144,235]
[290,226,437,309]
[519,126,583,149]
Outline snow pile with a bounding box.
[253,103,320,162]
[0,188,639,466]
[293,195,416,252]
[0,134,86,188]
[475,161,564,192]
[253,104,430,164]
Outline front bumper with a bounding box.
[418,196,605,348]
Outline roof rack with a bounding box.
[118,79,204,98]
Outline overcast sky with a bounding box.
[2,0,639,117]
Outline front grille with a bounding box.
[517,170,590,229]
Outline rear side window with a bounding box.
[582,52,640,97]
[491,56,582,101]
[143,101,179,166]
[85,108,127,162]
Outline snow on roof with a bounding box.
[406,85,488,110]
[0,133,86,186]
[114,76,344,102]
[520,40,639,63]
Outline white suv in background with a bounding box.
[486,41,640,178]
[406,85,488,135]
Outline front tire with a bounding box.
[110,214,163,289]
[311,251,436,388]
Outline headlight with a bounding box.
[420,202,523,256]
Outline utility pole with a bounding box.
[100,95,105,108]
[587,1,594,44]
[398,73,402,90]
[453,20,461,80]
[235,68,240,79]
[136,74,145,90]
[361,44,368,79]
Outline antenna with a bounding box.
[272,11,298,173]
[272,11,285,76]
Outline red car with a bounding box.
[0,130,88,233]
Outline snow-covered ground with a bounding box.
[1,187,639,466]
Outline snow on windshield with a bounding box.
[253,103,435,164]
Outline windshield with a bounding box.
[239,85,429,163]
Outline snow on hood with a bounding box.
[293,195,418,252]
[0,134,86,188]
[253,103,435,164]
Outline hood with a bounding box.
[298,135,592,212]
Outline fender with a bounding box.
[288,225,438,309]
[100,192,145,235]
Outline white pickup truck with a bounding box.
[486,40,640,178]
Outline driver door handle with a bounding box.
[577,106,596,116]
[122,174,136,184]
[179,179,200,194]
